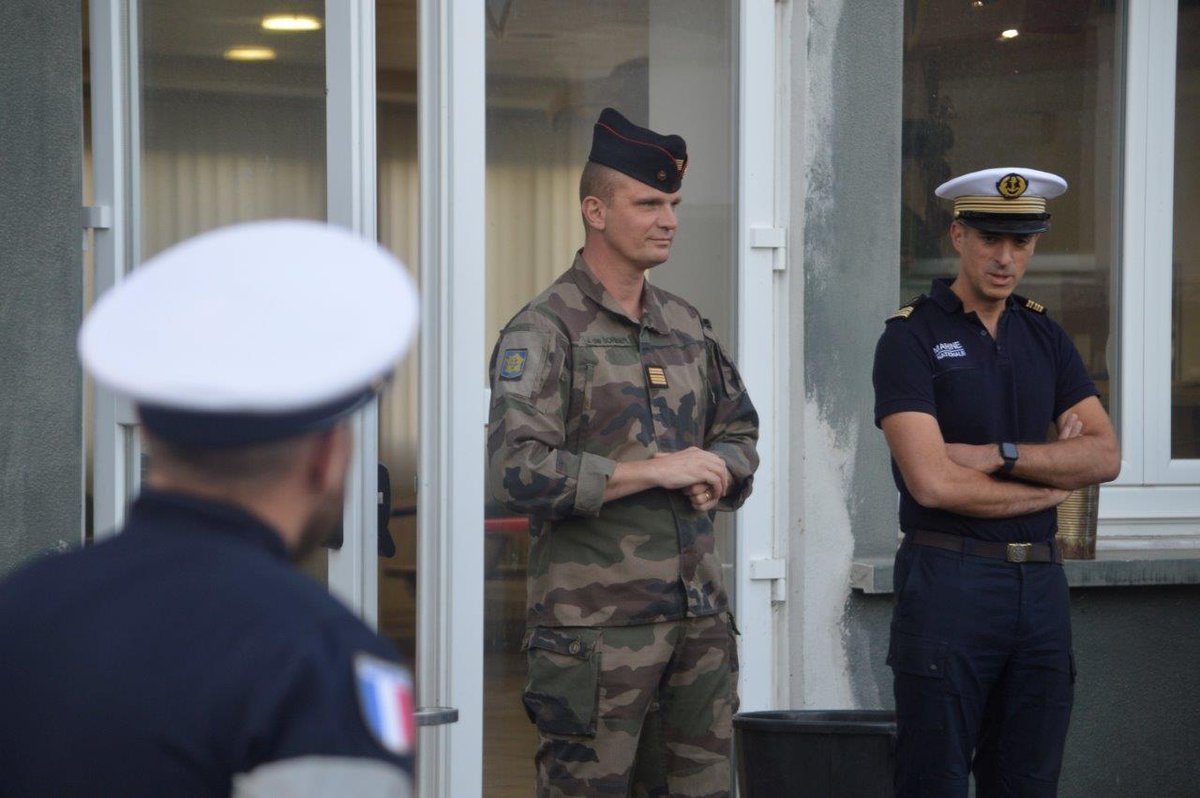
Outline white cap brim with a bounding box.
[79,220,418,416]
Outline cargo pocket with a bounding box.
[521,627,602,737]
[888,631,953,734]
[887,630,949,680]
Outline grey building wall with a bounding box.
[786,0,903,707]
[0,0,84,576]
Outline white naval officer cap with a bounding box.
[79,220,418,447]
[935,167,1068,235]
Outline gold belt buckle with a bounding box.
[1006,542,1032,563]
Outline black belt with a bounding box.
[905,529,1062,565]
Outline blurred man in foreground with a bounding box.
[0,220,419,797]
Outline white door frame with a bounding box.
[414,2,486,797]
[88,0,141,540]
[325,0,383,627]
[735,0,783,713]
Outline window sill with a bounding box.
[850,547,1200,595]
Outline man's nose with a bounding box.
[659,204,678,229]
[994,241,1015,266]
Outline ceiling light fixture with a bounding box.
[224,46,277,61]
[262,14,322,32]
[1000,28,1020,40]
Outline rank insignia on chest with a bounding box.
[499,348,528,380]
[646,365,669,388]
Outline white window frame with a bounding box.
[1101,0,1200,547]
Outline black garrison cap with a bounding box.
[588,107,688,193]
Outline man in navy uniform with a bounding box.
[0,221,418,797]
[873,167,1121,796]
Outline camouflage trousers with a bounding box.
[521,612,740,797]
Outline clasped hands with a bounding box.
[944,412,1083,476]
[651,447,731,512]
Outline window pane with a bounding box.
[901,1,1122,418]
[137,0,327,579]
[139,0,326,261]
[1173,0,1200,458]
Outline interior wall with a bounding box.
[0,0,84,576]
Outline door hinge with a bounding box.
[749,557,787,602]
[749,226,787,271]
[82,205,112,230]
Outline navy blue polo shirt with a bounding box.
[0,490,412,797]
[873,277,1098,543]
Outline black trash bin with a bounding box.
[733,710,896,797]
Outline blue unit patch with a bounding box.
[500,348,528,380]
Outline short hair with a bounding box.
[579,161,620,206]
[143,431,312,485]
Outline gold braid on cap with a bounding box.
[953,195,1047,216]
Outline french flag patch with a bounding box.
[354,652,416,756]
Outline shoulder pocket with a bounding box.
[521,628,601,736]
[493,329,552,400]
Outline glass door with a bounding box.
[89,0,329,541]
[482,3,739,793]
[89,3,487,795]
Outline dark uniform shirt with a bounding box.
[873,277,1098,543]
[0,490,412,797]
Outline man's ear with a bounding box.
[305,424,352,494]
[581,196,607,232]
[949,220,966,254]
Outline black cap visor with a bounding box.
[957,211,1051,235]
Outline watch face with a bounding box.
[1001,442,1019,461]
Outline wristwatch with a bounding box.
[998,442,1019,475]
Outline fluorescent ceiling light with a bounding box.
[262,14,322,32]
[1000,28,1020,39]
[224,46,277,61]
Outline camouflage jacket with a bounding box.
[487,253,760,628]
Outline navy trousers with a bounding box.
[889,539,1075,797]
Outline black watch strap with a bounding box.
[998,441,1019,474]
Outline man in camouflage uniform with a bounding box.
[487,107,760,797]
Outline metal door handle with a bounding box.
[414,706,459,727]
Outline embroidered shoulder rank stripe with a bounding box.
[887,294,926,322]
[1024,298,1046,314]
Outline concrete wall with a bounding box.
[0,0,84,576]
[786,0,903,708]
